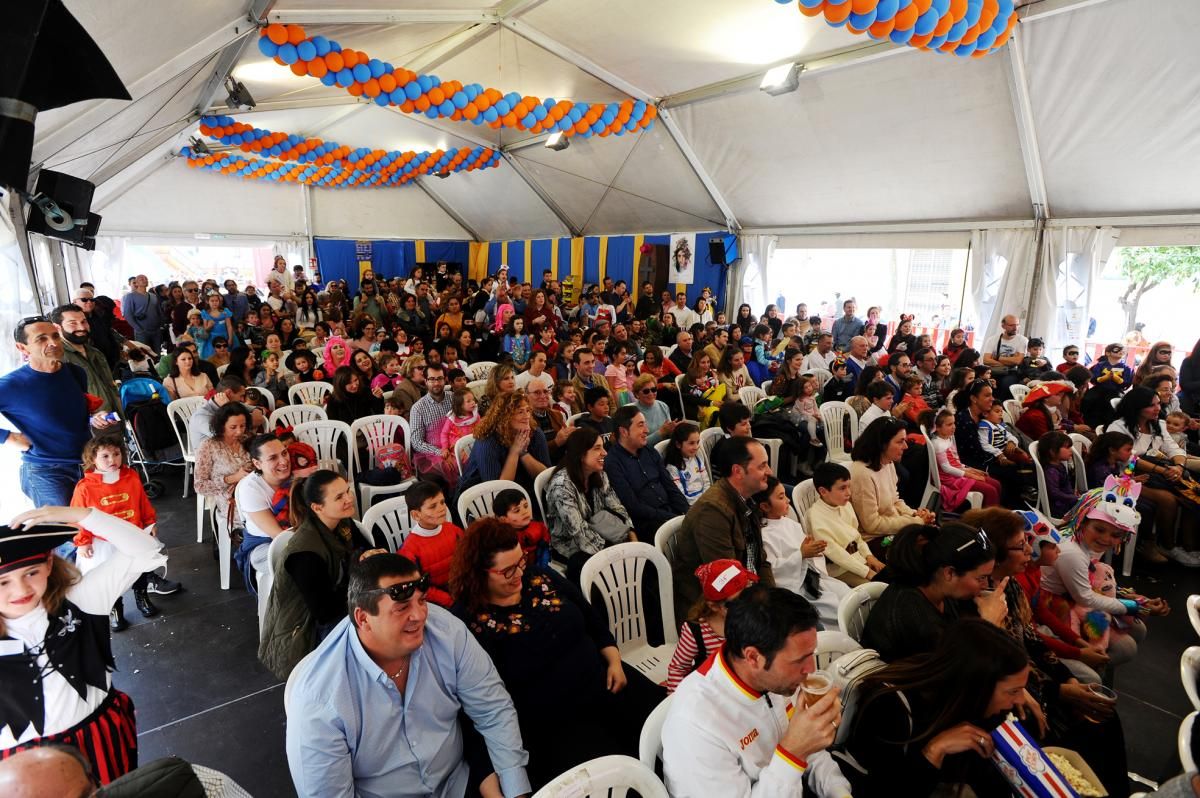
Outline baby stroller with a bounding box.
[118,377,182,499]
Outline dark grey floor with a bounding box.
[110,468,1196,797]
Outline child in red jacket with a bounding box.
[70,435,181,630]
[397,480,464,607]
[493,488,550,569]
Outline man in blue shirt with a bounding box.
[605,405,689,534]
[120,274,164,352]
[286,554,531,798]
[830,299,864,353]
[0,317,120,507]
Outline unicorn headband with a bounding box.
[1060,474,1142,539]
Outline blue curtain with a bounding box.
[313,239,358,292]
[423,241,470,266]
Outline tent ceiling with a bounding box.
[38,0,1200,243]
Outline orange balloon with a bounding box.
[909,32,934,46]
[464,104,479,120]
[379,74,396,93]
[934,13,953,35]
[286,25,306,45]
[824,1,853,24]
[893,3,919,29]
[980,0,999,29]
[325,52,344,73]
[356,51,369,66]
[869,17,896,36]
[428,87,445,105]
[574,121,589,134]
[475,95,491,111]
[307,59,327,78]
[502,112,517,127]
[645,105,657,120]
[290,60,308,77]
[949,0,968,21]
[266,24,287,45]
[798,2,824,16]
[414,95,431,112]
[960,23,981,44]
[296,143,309,155]
[851,0,876,12]
[363,78,381,97]
[513,102,528,118]
[274,55,286,66]
[913,0,932,13]
[347,82,363,97]
[341,49,359,69]
[400,100,415,113]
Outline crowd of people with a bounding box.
[1,258,1199,797]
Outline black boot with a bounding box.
[133,588,159,618]
[110,598,128,632]
[145,574,182,595]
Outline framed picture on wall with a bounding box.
[669,233,696,285]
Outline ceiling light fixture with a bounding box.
[759,63,802,96]
[544,131,569,152]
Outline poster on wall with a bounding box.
[355,240,373,280]
[669,233,696,285]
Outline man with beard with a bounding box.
[51,304,122,417]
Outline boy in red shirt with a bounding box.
[492,488,550,569]
[70,435,181,630]
[397,480,464,607]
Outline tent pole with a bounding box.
[502,155,581,238]
[193,0,278,116]
[1004,31,1049,220]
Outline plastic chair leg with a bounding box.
[217,511,231,591]
[195,493,205,543]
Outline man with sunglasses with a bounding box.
[605,405,689,534]
[286,554,531,798]
[0,317,120,509]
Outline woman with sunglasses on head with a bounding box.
[449,518,664,790]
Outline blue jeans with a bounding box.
[21,462,83,561]
[234,534,270,595]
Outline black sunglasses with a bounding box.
[74,297,95,304]
[640,387,658,394]
[366,573,431,602]
[18,315,49,327]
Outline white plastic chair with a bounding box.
[818,401,858,464]
[533,466,556,520]
[466,378,488,399]
[350,415,414,508]
[567,412,588,426]
[665,345,677,358]
[466,361,497,381]
[458,479,528,526]
[654,516,685,563]
[792,479,818,520]
[166,397,206,540]
[1184,647,1200,711]
[217,363,229,377]
[838,581,888,642]
[1182,712,1198,775]
[1068,434,1090,494]
[358,495,411,551]
[738,386,767,408]
[1028,440,1063,525]
[1189,595,1200,638]
[453,434,475,476]
[1009,384,1031,404]
[268,403,327,430]
[815,629,863,671]
[208,500,231,590]
[247,385,276,412]
[673,373,688,418]
[288,381,332,406]
[1003,399,1022,427]
[293,419,352,473]
[580,542,678,684]
[638,696,674,770]
[807,367,833,392]
[698,427,725,474]
[532,755,668,798]
[654,439,670,459]
[760,437,783,474]
[259,530,294,638]
[919,425,982,512]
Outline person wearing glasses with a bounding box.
[630,373,677,445]
[286,553,532,798]
[449,518,663,790]
[860,522,1009,663]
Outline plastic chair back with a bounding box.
[738,386,766,408]
[815,629,863,671]
[653,516,685,563]
[166,397,205,459]
[638,696,674,770]
[533,466,556,520]
[1188,595,1200,638]
[580,542,679,654]
[1182,712,1199,774]
[466,361,497,381]
[654,439,670,459]
[466,379,488,400]
[1027,440,1061,523]
[1009,384,1031,404]
[1183,647,1200,711]
[532,755,668,798]
[288,381,332,406]
[458,479,528,526]
[838,581,888,641]
[359,496,411,551]
[268,404,327,431]
[1002,399,1022,427]
[807,368,833,392]
[293,419,352,473]
[453,434,476,476]
[350,415,409,472]
[791,479,818,520]
[919,424,942,510]
[673,374,688,418]
[818,401,856,463]
[698,427,724,474]
[259,529,294,637]
[247,386,276,412]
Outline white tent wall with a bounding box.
[966,227,1039,352]
[309,184,471,239]
[1039,225,1121,351]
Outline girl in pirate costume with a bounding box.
[0,505,166,782]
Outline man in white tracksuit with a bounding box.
[663,585,852,798]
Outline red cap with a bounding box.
[695,559,758,601]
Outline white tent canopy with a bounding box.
[28,0,1199,245]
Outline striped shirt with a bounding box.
[409,392,454,457]
[666,620,724,693]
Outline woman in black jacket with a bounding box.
[324,365,383,424]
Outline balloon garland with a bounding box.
[256,24,656,140]
[775,0,1018,57]
[182,116,501,188]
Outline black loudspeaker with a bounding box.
[25,169,95,245]
[709,239,727,267]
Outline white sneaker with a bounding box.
[1165,547,1200,568]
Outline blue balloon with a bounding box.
[997,0,1014,17]
[568,107,583,122]
[544,97,556,108]
[425,107,439,119]
[990,9,1008,31]
[439,100,455,116]
[914,7,939,34]
[270,145,282,156]
[947,18,969,40]
[484,107,499,122]
[495,99,511,115]
[277,43,298,64]
[890,25,915,43]
[374,94,390,106]
[353,64,371,83]
[257,37,279,58]
[932,0,950,15]
[297,41,316,62]
[390,88,406,104]
[288,134,300,145]
[848,8,877,27]
[219,115,233,126]
[368,59,386,78]
[965,1,982,26]
[417,75,433,92]
[466,85,480,101]
[336,68,354,87]
[875,0,899,21]
[976,29,998,48]
[928,33,948,48]
[955,41,977,56]
[522,113,537,127]
[329,41,342,53]
[798,0,823,7]
[404,81,422,100]
[580,129,591,139]
[453,91,469,109]
[533,103,548,120]
[312,36,330,56]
